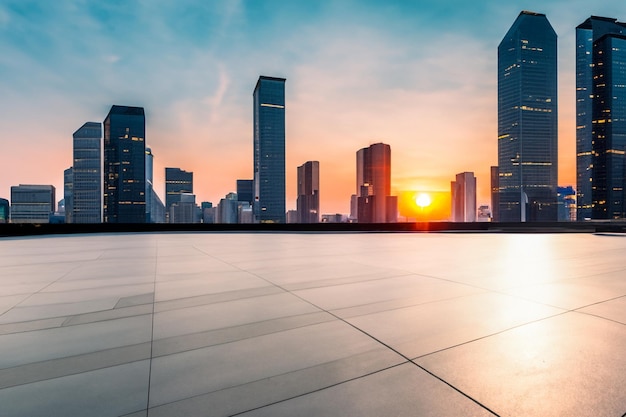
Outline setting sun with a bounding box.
[398,190,451,221]
[415,193,432,208]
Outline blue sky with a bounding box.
[1,0,625,214]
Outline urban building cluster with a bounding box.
[0,12,624,224]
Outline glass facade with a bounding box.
[0,198,8,223]
[356,143,396,223]
[591,34,626,219]
[498,11,558,222]
[253,76,286,223]
[64,167,73,223]
[103,106,146,223]
[297,161,320,223]
[9,185,55,223]
[165,168,193,221]
[236,179,253,205]
[73,122,102,223]
[575,17,626,220]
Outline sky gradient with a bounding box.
[1,0,625,215]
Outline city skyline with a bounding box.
[2,1,626,215]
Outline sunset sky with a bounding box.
[1,0,625,215]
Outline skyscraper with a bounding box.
[253,76,286,223]
[297,161,320,223]
[10,185,55,223]
[236,179,253,206]
[64,167,73,224]
[356,143,397,223]
[165,168,193,220]
[145,147,165,223]
[591,32,626,219]
[576,17,626,220]
[451,172,477,222]
[103,106,146,223]
[72,122,102,223]
[498,11,558,222]
[490,166,500,222]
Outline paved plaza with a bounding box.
[0,232,625,416]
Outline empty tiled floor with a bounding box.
[0,232,625,416]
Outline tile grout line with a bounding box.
[145,243,159,415]
[0,251,108,321]
[192,245,501,417]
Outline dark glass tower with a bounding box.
[103,106,146,223]
[236,179,253,205]
[591,33,626,219]
[165,168,193,220]
[297,161,320,223]
[253,76,286,223]
[72,122,102,223]
[498,11,558,222]
[576,17,626,220]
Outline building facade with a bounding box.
[296,161,320,223]
[72,122,102,223]
[498,11,558,222]
[451,172,477,222]
[169,193,197,224]
[587,32,626,219]
[576,17,626,220]
[64,167,73,224]
[165,168,193,221]
[356,143,397,223]
[0,198,9,223]
[490,166,500,222]
[10,185,56,223]
[103,106,146,223]
[236,179,253,206]
[253,76,286,223]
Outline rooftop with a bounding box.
[1,231,625,416]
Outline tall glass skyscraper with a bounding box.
[253,76,286,223]
[498,11,558,222]
[576,17,626,220]
[592,33,626,219]
[72,122,101,223]
[103,106,146,223]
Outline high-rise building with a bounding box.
[592,33,626,218]
[0,198,9,223]
[72,122,102,223]
[557,186,576,222]
[169,192,197,224]
[498,11,558,222]
[236,179,253,206]
[253,76,286,223]
[64,167,73,224]
[451,172,477,222]
[146,147,154,222]
[576,17,626,220]
[218,192,239,224]
[165,168,193,221]
[10,185,55,223]
[103,106,146,223]
[297,161,320,223]
[490,166,500,222]
[356,143,397,223]
[144,147,165,223]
